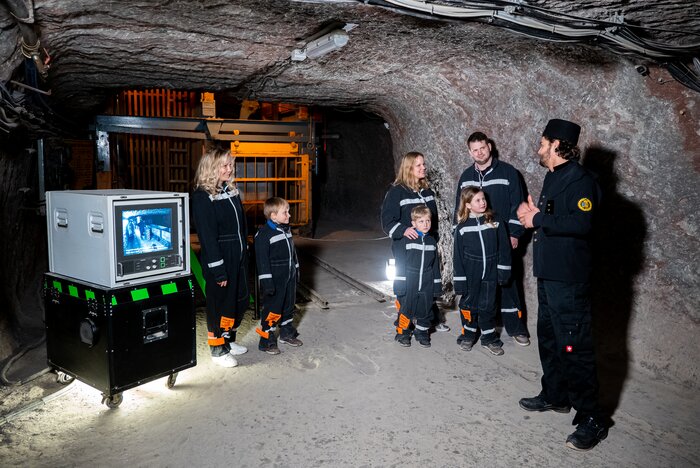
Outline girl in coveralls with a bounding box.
[453,186,511,356]
[254,197,301,355]
[192,147,250,368]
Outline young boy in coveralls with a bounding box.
[254,197,302,355]
[393,205,442,348]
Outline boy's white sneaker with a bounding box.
[228,342,248,355]
[212,354,238,368]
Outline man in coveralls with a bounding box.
[516,119,608,451]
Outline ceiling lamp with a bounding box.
[291,29,349,61]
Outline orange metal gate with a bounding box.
[231,141,310,227]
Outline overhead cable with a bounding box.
[361,0,700,91]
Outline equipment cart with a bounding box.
[44,273,196,408]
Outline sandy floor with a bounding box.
[0,230,698,467]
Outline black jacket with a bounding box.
[531,161,601,283]
[254,221,299,296]
[191,184,247,283]
[453,213,511,296]
[453,158,525,239]
[381,184,439,241]
[393,233,442,299]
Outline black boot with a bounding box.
[566,416,608,451]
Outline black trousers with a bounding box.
[205,259,249,354]
[396,293,432,339]
[457,279,501,345]
[499,281,528,336]
[537,278,601,418]
[257,276,297,346]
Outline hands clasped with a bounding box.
[517,195,540,229]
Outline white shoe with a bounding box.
[435,323,451,332]
[228,342,248,355]
[212,353,238,368]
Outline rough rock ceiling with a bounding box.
[0,0,699,132]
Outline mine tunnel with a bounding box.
[0,1,699,465]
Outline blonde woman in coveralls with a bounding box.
[192,147,250,368]
[381,151,450,333]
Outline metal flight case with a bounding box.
[44,273,197,408]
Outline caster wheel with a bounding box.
[166,372,178,389]
[56,371,75,385]
[102,393,123,409]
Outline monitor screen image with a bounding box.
[121,207,173,257]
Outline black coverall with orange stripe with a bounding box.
[254,220,299,348]
[192,184,249,357]
[393,233,442,341]
[453,213,511,346]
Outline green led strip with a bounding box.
[190,246,206,296]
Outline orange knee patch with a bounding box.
[220,316,235,330]
[394,299,401,311]
[264,312,282,327]
[460,309,472,322]
[397,313,410,329]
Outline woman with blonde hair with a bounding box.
[380,151,449,335]
[192,146,249,368]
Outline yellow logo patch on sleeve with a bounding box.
[578,198,593,212]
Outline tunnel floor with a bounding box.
[0,224,698,467]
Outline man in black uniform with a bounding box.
[516,119,608,451]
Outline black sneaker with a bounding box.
[513,334,530,346]
[566,416,608,451]
[416,337,431,348]
[518,395,571,413]
[481,341,504,356]
[459,340,474,351]
[279,336,303,347]
[395,334,411,347]
[259,343,281,355]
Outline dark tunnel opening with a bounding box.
[314,108,394,235]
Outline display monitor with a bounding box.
[117,205,176,257]
[47,190,190,288]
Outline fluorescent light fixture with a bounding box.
[291,49,307,61]
[291,29,349,61]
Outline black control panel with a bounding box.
[117,254,182,277]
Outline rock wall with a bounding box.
[0,139,48,362]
